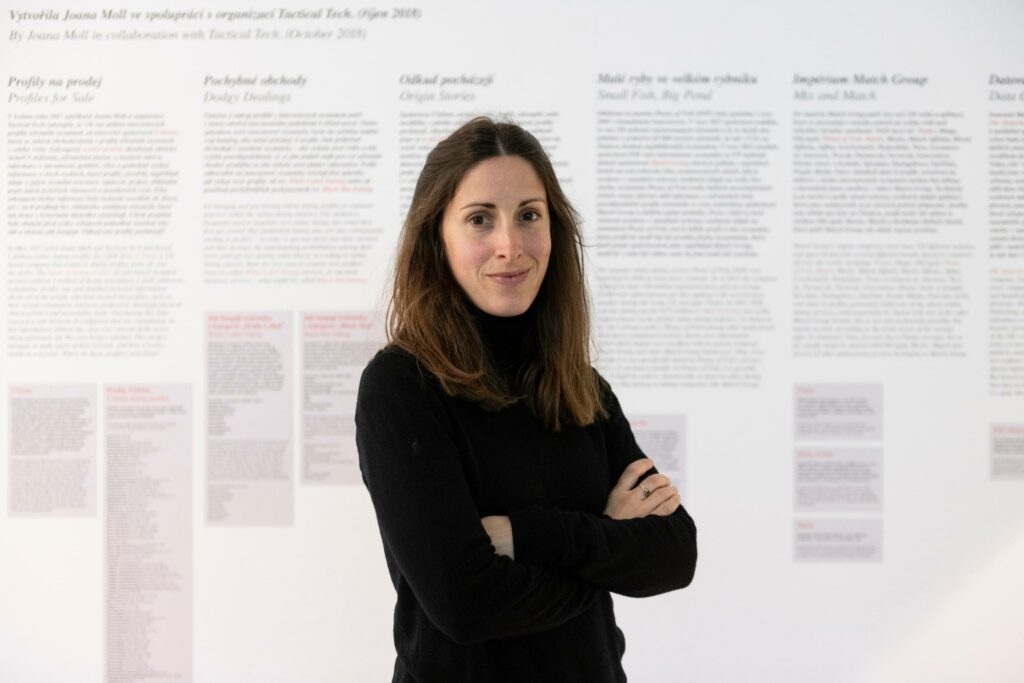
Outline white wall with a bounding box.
[1,0,1022,680]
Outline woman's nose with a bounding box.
[492,217,522,258]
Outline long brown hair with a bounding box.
[385,115,607,431]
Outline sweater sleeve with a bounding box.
[355,348,598,645]
[507,372,698,598]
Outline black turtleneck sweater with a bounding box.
[355,303,698,682]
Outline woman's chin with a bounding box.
[475,295,535,317]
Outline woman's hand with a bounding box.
[603,458,681,520]
[481,515,514,559]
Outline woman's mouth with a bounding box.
[487,270,528,286]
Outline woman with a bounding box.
[355,116,697,682]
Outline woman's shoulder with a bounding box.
[358,343,438,394]
[355,345,458,434]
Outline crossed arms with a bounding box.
[355,350,697,644]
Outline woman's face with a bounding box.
[441,155,551,317]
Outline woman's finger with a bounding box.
[632,474,671,505]
[638,482,674,505]
[638,473,672,492]
[613,458,654,492]
[649,491,681,516]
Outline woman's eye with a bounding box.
[467,210,540,227]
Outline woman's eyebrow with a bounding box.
[459,198,547,211]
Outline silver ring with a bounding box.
[640,484,652,499]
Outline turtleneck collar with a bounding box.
[469,300,538,375]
